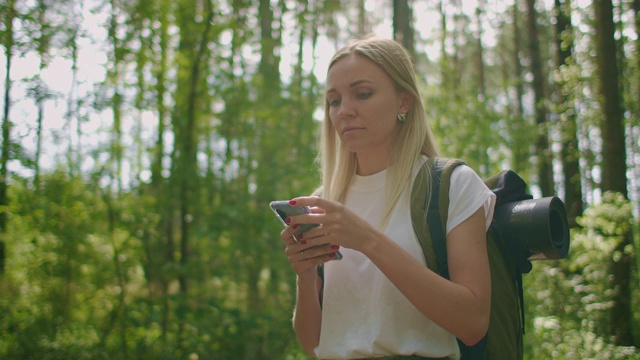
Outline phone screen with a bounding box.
[269,201,342,260]
[269,201,320,238]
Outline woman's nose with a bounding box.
[337,99,356,118]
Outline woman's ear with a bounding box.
[399,91,414,114]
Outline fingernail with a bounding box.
[300,240,307,245]
[329,253,337,258]
[292,224,299,230]
[284,218,291,224]
[331,244,340,250]
[289,200,297,205]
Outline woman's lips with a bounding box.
[341,126,364,135]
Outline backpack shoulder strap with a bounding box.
[410,157,465,277]
[411,158,490,359]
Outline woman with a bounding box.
[279,36,496,359]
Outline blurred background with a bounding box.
[0,0,638,358]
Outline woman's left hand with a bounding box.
[285,196,378,253]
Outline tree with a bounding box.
[106,0,126,193]
[169,0,215,351]
[510,1,531,175]
[526,0,553,197]
[29,0,52,192]
[393,0,414,57]
[553,0,583,226]
[475,0,486,96]
[594,0,635,346]
[63,2,83,177]
[0,0,16,275]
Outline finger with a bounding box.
[289,196,337,211]
[280,225,301,245]
[291,252,338,273]
[286,215,323,228]
[297,228,330,242]
[294,243,340,260]
[308,206,326,214]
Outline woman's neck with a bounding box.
[356,153,390,176]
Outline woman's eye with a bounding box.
[328,98,341,107]
[357,92,373,99]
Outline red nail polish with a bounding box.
[329,253,337,258]
[292,224,299,230]
[331,244,340,250]
[289,200,297,205]
[300,240,307,245]
[298,233,304,240]
[284,218,291,224]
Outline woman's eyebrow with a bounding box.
[326,79,374,94]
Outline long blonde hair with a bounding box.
[319,36,439,228]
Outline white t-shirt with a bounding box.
[314,158,496,360]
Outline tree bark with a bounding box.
[108,0,124,193]
[33,0,51,193]
[179,0,214,299]
[595,0,627,197]
[393,0,414,57]
[0,0,16,274]
[440,0,448,86]
[635,0,640,113]
[357,0,367,36]
[66,26,80,177]
[475,2,486,97]
[526,0,553,197]
[511,1,529,174]
[554,0,583,227]
[452,4,463,102]
[594,0,634,346]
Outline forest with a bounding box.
[0,0,639,359]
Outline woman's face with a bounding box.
[326,54,411,162]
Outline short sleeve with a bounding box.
[446,165,496,234]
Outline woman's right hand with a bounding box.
[280,223,338,280]
[281,223,327,358]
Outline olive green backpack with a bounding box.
[410,158,570,360]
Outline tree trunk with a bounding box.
[0,0,16,275]
[595,0,627,197]
[66,26,80,177]
[452,4,463,102]
[594,0,634,346]
[635,0,640,114]
[147,0,173,344]
[475,2,486,97]
[554,0,583,227]
[632,0,640,217]
[34,0,51,193]
[393,0,414,57]
[253,0,280,320]
[151,7,168,189]
[34,85,44,191]
[440,0,449,91]
[134,38,147,187]
[511,1,529,175]
[526,0,553,197]
[104,194,129,357]
[179,0,214,303]
[357,0,367,36]
[109,0,123,193]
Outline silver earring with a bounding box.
[397,113,407,123]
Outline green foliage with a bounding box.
[0,171,306,359]
[1,0,639,358]
[523,192,639,359]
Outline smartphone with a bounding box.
[269,201,342,260]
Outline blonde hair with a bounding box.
[319,36,439,228]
